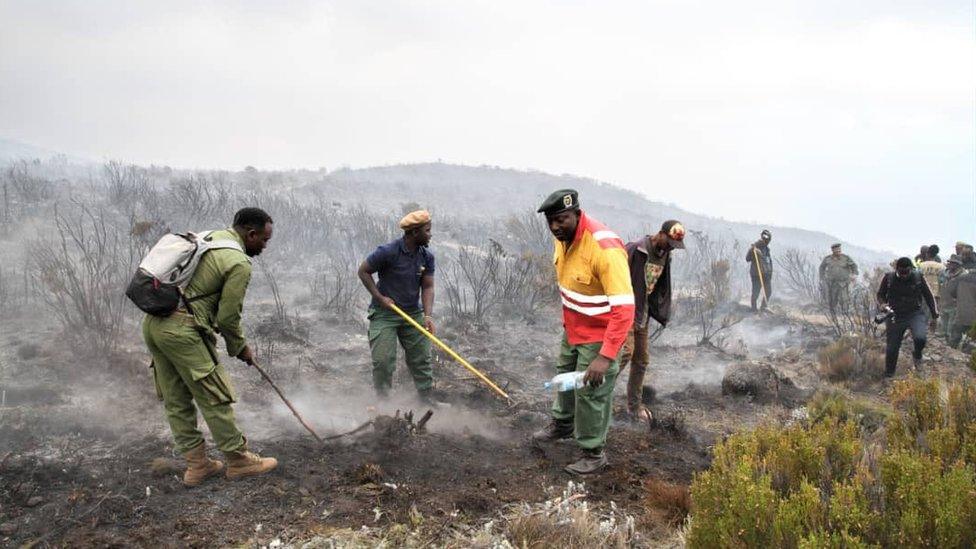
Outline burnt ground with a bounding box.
[1,300,973,547]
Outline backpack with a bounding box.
[125,231,245,316]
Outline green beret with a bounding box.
[537,189,579,216]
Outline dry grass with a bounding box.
[353,462,384,484]
[149,457,181,477]
[640,478,691,528]
[818,335,884,382]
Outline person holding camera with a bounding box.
[876,257,939,376]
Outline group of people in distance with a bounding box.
[138,194,975,485]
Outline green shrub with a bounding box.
[688,378,976,548]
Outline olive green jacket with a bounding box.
[183,228,252,357]
[819,254,858,282]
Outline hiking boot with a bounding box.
[565,448,608,475]
[182,443,223,487]
[532,419,574,443]
[418,389,451,409]
[223,445,278,480]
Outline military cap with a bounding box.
[760,229,772,241]
[661,220,687,249]
[537,189,579,216]
[399,210,431,230]
[947,255,963,265]
[831,243,842,250]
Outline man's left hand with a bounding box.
[583,355,612,387]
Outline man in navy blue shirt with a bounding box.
[357,210,436,400]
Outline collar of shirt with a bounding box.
[397,237,419,256]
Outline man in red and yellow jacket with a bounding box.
[532,189,635,475]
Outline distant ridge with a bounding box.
[311,162,891,265]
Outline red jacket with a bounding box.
[553,211,635,359]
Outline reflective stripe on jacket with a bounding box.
[553,211,635,359]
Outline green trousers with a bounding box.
[941,308,956,339]
[550,333,620,450]
[367,307,433,394]
[142,313,245,454]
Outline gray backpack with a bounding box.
[125,231,245,316]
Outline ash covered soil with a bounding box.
[1,303,972,547]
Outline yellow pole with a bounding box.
[388,303,512,401]
[752,246,768,307]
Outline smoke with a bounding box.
[237,385,512,442]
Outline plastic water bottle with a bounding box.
[544,372,585,392]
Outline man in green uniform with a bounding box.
[531,190,634,475]
[357,210,437,401]
[142,207,278,486]
[819,243,859,314]
[939,256,964,339]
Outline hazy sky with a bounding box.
[1,1,973,253]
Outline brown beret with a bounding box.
[399,210,431,230]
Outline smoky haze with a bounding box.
[0,1,973,254]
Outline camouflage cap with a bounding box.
[537,189,579,216]
[661,220,686,249]
[831,243,842,250]
[947,255,963,265]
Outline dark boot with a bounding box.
[418,388,450,409]
[181,443,223,487]
[565,447,608,475]
[532,419,573,443]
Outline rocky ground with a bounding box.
[1,298,972,547]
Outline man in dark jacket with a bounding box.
[745,230,773,312]
[877,257,939,376]
[617,220,684,421]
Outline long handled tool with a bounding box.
[752,246,769,308]
[389,303,512,402]
[247,359,324,444]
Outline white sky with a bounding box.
[1,0,973,253]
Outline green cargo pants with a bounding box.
[367,307,433,394]
[142,312,245,454]
[550,333,620,450]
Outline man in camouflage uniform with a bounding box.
[939,256,965,340]
[142,207,278,486]
[819,243,858,314]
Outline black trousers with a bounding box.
[750,273,772,309]
[884,309,927,376]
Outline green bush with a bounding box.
[688,380,976,548]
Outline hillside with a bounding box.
[311,163,891,265]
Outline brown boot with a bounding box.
[565,447,608,475]
[224,445,278,480]
[182,443,224,487]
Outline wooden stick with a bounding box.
[416,409,434,432]
[247,360,324,444]
[323,420,374,441]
